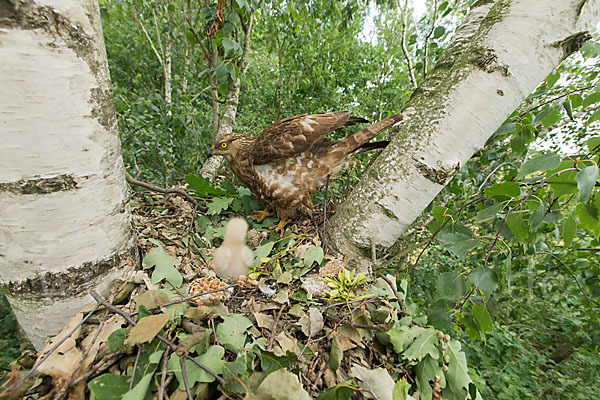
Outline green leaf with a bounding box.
[402,328,439,361]
[586,109,600,126]
[517,153,561,178]
[428,307,452,332]
[474,203,503,221]
[485,182,520,201]
[506,213,529,240]
[587,137,600,153]
[562,215,577,247]
[185,174,230,197]
[437,233,478,259]
[143,243,183,288]
[303,246,324,267]
[495,122,516,135]
[562,98,574,121]
[529,203,546,230]
[253,240,275,265]
[167,345,225,389]
[437,272,467,300]
[88,374,130,400]
[255,369,311,400]
[575,165,598,203]
[329,335,343,372]
[392,377,411,400]
[433,26,445,39]
[548,165,578,197]
[469,267,498,296]
[206,197,234,215]
[107,328,127,352]
[541,109,562,128]
[443,341,471,400]
[583,92,600,108]
[317,380,357,400]
[472,304,493,332]
[576,200,599,230]
[415,355,445,400]
[122,364,157,400]
[216,314,252,353]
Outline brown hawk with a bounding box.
[209,111,403,223]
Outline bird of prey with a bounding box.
[209,111,403,231]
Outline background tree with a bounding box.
[0,0,137,349]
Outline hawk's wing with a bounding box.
[251,111,367,165]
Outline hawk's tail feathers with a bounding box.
[342,113,403,153]
[351,140,390,154]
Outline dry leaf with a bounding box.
[124,313,169,346]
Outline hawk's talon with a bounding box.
[269,219,290,238]
[251,209,273,222]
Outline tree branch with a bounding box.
[400,0,418,88]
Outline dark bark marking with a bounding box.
[0,242,138,300]
[413,159,459,185]
[0,174,79,195]
[552,31,592,57]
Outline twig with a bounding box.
[0,304,100,397]
[157,347,171,400]
[71,351,124,386]
[130,345,143,390]
[324,315,387,332]
[89,292,234,394]
[422,0,438,79]
[519,85,595,117]
[400,0,417,88]
[130,283,239,316]
[125,172,205,211]
[402,196,484,280]
[484,168,578,264]
[179,355,193,400]
[538,251,600,310]
[57,308,111,398]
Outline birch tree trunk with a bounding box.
[0,0,138,349]
[326,0,600,270]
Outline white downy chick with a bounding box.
[213,218,254,281]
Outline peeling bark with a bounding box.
[0,0,138,349]
[325,0,600,271]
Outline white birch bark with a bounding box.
[0,0,138,349]
[326,0,600,270]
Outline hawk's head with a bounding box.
[209,133,253,160]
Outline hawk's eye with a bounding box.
[221,142,227,148]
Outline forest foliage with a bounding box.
[97,0,599,398]
[2,1,597,399]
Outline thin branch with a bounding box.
[129,283,239,317]
[125,172,206,211]
[401,196,485,280]
[538,251,600,310]
[157,347,171,400]
[129,345,143,390]
[179,355,193,400]
[400,0,418,88]
[238,11,254,73]
[89,292,242,398]
[484,168,578,264]
[519,85,595,117]
[57,309,111,398]
[138,14,164,67]
[0,304,100,397]
[152,9,165,62]
[423,0,438,79]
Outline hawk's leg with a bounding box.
[269,219,290,238]
[250,208,273,221]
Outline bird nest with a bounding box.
[1,189,432,400]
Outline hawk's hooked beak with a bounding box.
[207,148,213,158]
